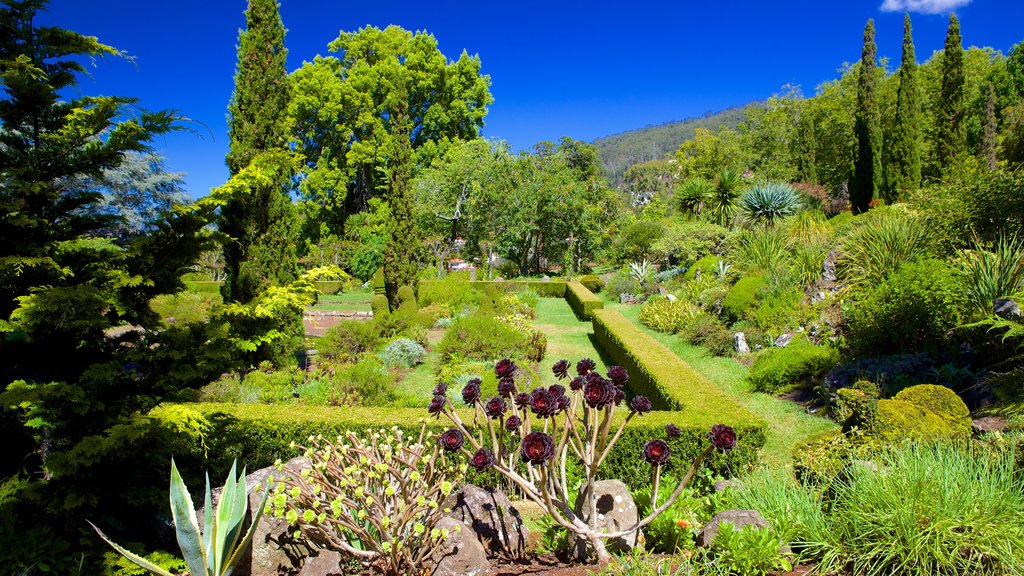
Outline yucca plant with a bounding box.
[958,234,1024,314]
[676,177,713,217]
[91,459,268,576]
[738,227,790,275]
[740,181,802,226]
[838,212,930,285]
[706,168,744,227]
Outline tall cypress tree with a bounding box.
[851,19,881,214]
[884,14,922,200]
[935,14,965,168]
[982,82,998,170]
[795,109,818,183]
[382,84,423,307]
[221,0,298,303]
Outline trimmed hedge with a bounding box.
[152,402,764,489]
[469,280,567,298]
[566,280,604,320]
[184,280,223,296]
[313,280,347,295]
[591,309,762,430]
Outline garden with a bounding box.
[3,1,1024,575]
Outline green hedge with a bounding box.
[152,402,763,489]
[591,309,761,429]
[565,280,604,320]
[469,280,567,298]
[313,280,347,295]
[184,280,223,296]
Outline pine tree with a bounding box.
[220,0,298,303]
[851,19,881,214]
[982,82,998,170]
[381,85,423,308]
[884,14,922,201]
[935,14,965,167]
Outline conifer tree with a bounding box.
[884,14,922,201]
[935,14,965,167]
[381,86,423,307]
[982,82,998,170]
[795,110,818,183]
[220,0,298,304]
[851,19,881,214]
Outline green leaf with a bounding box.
[88,520,177,576]
[169,459,207,576]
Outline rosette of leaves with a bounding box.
[739,182,802,226]
[269,425,464,574]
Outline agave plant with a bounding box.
[629,259,653,285]
[676,177,713,217]
[740,181,802,226]
[715,259,732,281]
[91,459,268,576]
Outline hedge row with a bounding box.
[152,402,764,489]
[591,309,761,429]
[565,280,604,320]
[469,280,567,298]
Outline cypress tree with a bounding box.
[795,110,818,183]
[935,14,965,167]
[982,82,998,170]
[221,0,298,303]
[851,19,881,214]
[884,13,922,201]
[382,84,424,308]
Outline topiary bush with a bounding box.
[578,274,605,293]
[370,294,390,318]
[747,339,839,394]
[379,337,426,369]
[722,276,765,322]
[566,280,604,320]
[395,285,417,315]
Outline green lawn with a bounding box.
[607,301,837,469]
[311,289,373,311]
[531,296,608,388]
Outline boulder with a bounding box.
[734,332,750,354]
[428,517,490,576]
[994,298,1022,321]
[972,416,1009,435]
[666,293,678,302]
[713,479,745,493]
[573,479,640,556]
[445,485,528,558]
[774,333,794,348]
[697,509,770,547]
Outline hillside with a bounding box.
[593,104,754,186]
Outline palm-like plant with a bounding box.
[740,181,802,226]
[706,168,744,226]
[958,235,1024,314]
[737,227,791,275]
[676,178,713,217]
[838,212,930,285]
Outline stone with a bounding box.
[469,267,477,282]
[972,416,1009,435]
[774,333,794,348]
[665,293,678,302]
[821,254,837,283]
[541,275,550,282]
[713,479,745,493]
[573,479,640,556]
[619,293,635,304]
[697,510,770,547]
[734,332,750,354]
[994,298,1022,321]
[445,485,528,558]
[296,551,344,576]
[428,517,490,576]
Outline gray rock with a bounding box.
[994,298,1021,321]
[665,293,678,302]
[429,517,490,576]
[774,333,794,348]
[445,485,528,558]
[541,275,550,282]
[573,479,640,556]
[734,332,750,354]
[972,416,1009,435]
[619,293,636,304]
[850,460,879,474]
[713,479,745,493]
[821,254,837,283]
[697,510,770,547]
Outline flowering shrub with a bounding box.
[269,425,464,575]
[430,358,737,562]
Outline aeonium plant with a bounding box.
[429,358,737,562]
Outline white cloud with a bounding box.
[880,0,972,14]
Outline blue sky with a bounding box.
[42,0,1023,197]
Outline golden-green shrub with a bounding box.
[722,276,764,321]
[638,297,704,334]
[892,384,971,438]
[566,280,603,320]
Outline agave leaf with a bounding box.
[89,520,178,576]
[203,471,213,572]
[222,482,271,576]
[211,460,239,575]
[221,466,249,564]
[169,459,207,576]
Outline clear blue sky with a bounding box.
[42,0,1023,197]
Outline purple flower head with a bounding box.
[607,366,629,387]
[469,448,496,472]
[643,439,671,466]
[569,376,586,391]
[665,423,681,439]
[514,392,531,408]
[709,424,737,452]
[520,432,556,465]
[552,359,571,380]
[530,388,559,418]
[433,382,448,396]
[614,388,625,405]
[428,394,447,415]
[495,359,517,379]
[438,429,464,452]
[576,358,596,376]
[629,395,652,415]
[462,380,481,405]
[484,397,508,419]
[584,379,616,409]
[548,384,565,397]
[498,376,516,398]
[505,415,522,433]
[556,394,571,411]
[586,371,604,384]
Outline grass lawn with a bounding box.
[531,296,609,388]
[312,289,373,311]
[607,301,837,469]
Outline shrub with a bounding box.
[651,220,734,268]
[638,297,704,334]
[607,219,664,265]
[497,314,547,362]
[792,430,877,487]
[723,468,828,550]
[604,270,642,301]
[740,181,802,226]
[149,291,219,325]
[337,356,396,406]
[683,255,719,281]
[890,384,971,438]
[722,276,764,321]
[396,285,417,315]
[712,521,793,576]
[319,320,380,363]
[437,314,528,362]
[838,210,930,285]
[958,234,1024,315]
[872,399,954,442]
[823,353,937,396]
[370,294,390,318]
[566,280,604,320]
[747,339,839,394]
[681,316,734,357]
[748,287,806,334]
[379,337,426,369]
[579,274,605,293]
[415,304,448,327]
[418,273,481,315]
[845,259,967,357]
[736,227,790,275]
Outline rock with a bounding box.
[296,551,344,576]
[665,293,678,302]
[972,416,1009,435]
[821,254,837,283]
[445,485,528,558]
[541,275,550,282]
[994,298,1022,321]
[713,479,745,493]
[697,510,770,547]
[619,294,635,304]
[429,517,490,576]
[849,459,879,474]
[573,479,640,556]
[774,333,794,348]
[734,332,750,354]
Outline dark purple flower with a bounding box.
[556,394,571,411]
[643,439,671,466]
[569,376,586,391]
[462,380,481,405]
[665,423,681,439]
[552,359,570,380]
[530,388,559,418]
[498,376,516,398]
[629,395,652,415]
[586,371,604,384]
[433,382,448,396]
[428,394,447,415]
[495,359,517,379]
[470,448,495,472]
[607,366,629,387]
[584,379,616,409]
[438,429,464,452]
[505,415,522,432]
[709,424,737,452]
[520,432,556,465]
[614,388,625,405]
[514,392,531,408]
[548,384,565,397]
[485,397,507,419]
[577,358,596,376]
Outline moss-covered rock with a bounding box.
[722,276,765,321]
[893,384,971,438]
